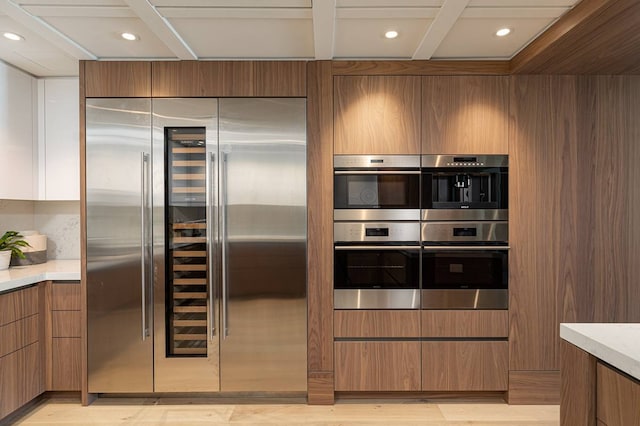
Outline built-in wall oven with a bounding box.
[334,222,421,309]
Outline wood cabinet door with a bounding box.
[334,76,421,154]
[422,76,508,154]
[335,341,421,391]
[334,310,420,338]
[422,341,508,391]
[51,338,81,391]
[84,61,151,97]
[597,363,640,426]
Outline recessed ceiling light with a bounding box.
[121,32,138,41]
[3,32,23,41]
[496,28,511,37]
[385,30,398,39]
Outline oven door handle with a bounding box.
[334,170,420,175]
[335,245,421,250]
[422,245,510,250]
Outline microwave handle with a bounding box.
[422,246,510,251]
[335,245,421,250]
[334,170,420,175]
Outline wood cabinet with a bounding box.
[334,76,421,154]
[597,362,640,426]
[84,61,151,98]
[0,286,43,420]
[422,341,508,391]
[334,310,420,338]
[421,310,508,338]
[422,76,509,154]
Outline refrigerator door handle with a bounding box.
[140,151,150,341]
[208,152,216,338]
[221,152,229,339]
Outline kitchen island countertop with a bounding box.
[0,259,80,293]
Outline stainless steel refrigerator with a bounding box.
[86,98,307,394]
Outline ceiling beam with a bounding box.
[0,0,96,60]
[412,0,470,60]
[312,0,336,60]
[124,0,197,60]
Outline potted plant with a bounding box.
[0,231,30,270]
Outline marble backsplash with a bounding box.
[0,199,80,260]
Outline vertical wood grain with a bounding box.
[421,310,508,338]
[52,338,82,391]
[254,61,306,97]
[0,285,38,326]
[560,341,596,426]
[626,76,640,323]
[306,61,334,403]
[422,76,509,154]
[334,310,420,338]
[596,362,640,426]
[151,61,255,97]
[508,371,560,404]
[509,75,578,371]
[84,61,151,97]
[334,76,421,154]
[51,283,81,311]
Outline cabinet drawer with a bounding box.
[421,310,508,338]
[51,338,81,391]
[335,310,420,338]
[335,341,421,391]
[51,283,81,311]
[422,341,508,391]
[0,342,43,419]
[52,311,81,337]
[0,315,39,357]
[597,362,640,426]
[0,286,38,326]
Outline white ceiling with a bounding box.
[0,0,580,77]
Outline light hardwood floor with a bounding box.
[10,397,559,425]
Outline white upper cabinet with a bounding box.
[38,78,79,200]
[0,62,36,200]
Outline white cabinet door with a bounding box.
[0,62,36,200]
[40,78,79,200]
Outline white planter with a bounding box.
[0,250,10,270]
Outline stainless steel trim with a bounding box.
[140,152,149,341]
[334,155,420,169]
[335,289,420,309]
[421,289,508,309]
[422,246,510,250]
[334,209,420,222]
[208,151,216,338]
[334,170,420,175]
[221,151,229,339]
[421,221,508,243]
[421,154,508,168]
[335,245,421,251]
[334,222,420,243]
[421,209,508,222]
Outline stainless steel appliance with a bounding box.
[334,155,420,221]
[421,155,508,221]
[334,222,420,309]
[87,98,307,394]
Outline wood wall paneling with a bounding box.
[509,75,578,371]
[560,341,596,426]
[151,61,254,97]
[508,371,560,405]
[332,60,510,76]
[84,61,151,97]
[306,61,334,403]
[626,76,640,322]
[334,76,421,154]
[422,76,509,154]
[334,310,420,338]
[422,341,508,391]
[335,341,421,391]
[421,310,508,338]
[596,362,640,426]
[254,61,306,97]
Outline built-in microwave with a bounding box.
[421,155,508,221]
[334,155,420,221]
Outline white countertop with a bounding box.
[561,323,640,380]
[0,259,80,293]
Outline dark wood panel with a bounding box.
[332,60,510,76]
[0,343,43,420]
[254,61,306,97]
[152,61,254,97]
[422,341,508,391]
[52,338,82,391]
[307,371,334,405]
[422,76,509,154]
[421,310,508,338]
[52,311,82,338]
[84,61,151,97]
[510,0,640,74]
[0,315,39,358]
[560,341,596,426]
[0,285,38,326]
[508,371,560,405]
[335,341,421,391]
[334,76,421,154]
[509,75,578,370]
[306,61,334,379]
[51,283,81,311]
[335,310,420,338]
[596,362,640,426]
[626,76,640,322]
